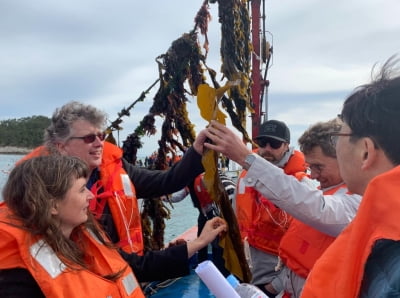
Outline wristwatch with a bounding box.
[243,153,256,170]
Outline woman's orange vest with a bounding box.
[20,142,144,255]
[301,166,400,298]
[236,150,306,255]
[0,206,144,298]
[279,184,347,278]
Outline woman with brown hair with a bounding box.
[0,155,145,297]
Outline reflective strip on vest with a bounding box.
[238,177,246,194]
[121,174,134,197]
[122,272,138,295]
[30,240,66,278]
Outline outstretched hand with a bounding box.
[193,129,209,155]
[201,120,251,166]
[186,216,228,258]
[198,216,228,243]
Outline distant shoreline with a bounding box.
[0,146,32,155]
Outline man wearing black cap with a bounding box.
[235,120,306,297]
[253,120,292,166]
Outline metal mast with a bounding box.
[250,0,272,138]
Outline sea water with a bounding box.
[0,154,21,201]
[0,153,198,242]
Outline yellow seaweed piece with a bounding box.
[201,148,249,281]
[198,79,250,282]
[197,80,240,124]
[202,149,218,199]
[197,84,226,124]
[219,233,244,280]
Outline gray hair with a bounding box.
[44,101,107,149]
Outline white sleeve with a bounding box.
[241,154,362,237]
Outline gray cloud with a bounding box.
[1,0,400,155]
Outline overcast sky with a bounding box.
[1,0,400,155]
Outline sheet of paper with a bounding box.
[195,260,240,298]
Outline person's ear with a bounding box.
[284,142,290,151]
[360,137,377,170]
[56,142,67,155]
[50,200,59,215]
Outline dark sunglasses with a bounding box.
[256,138,284,149]
[69,132,106,143]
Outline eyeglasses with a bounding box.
[308,163,325,174]
[329,132,354,146]
[69,132,106,143]
[255,138,284,149]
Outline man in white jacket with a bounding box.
[201,120,361,236]
[200,119,362,297]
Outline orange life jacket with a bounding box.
[301,166,400,298]
[193,172,213,213]
[278,184,348,278]
[0,206,144,298]
[95,142,143,254]
[17,145,49,163]
[236,150,306,255]
[20,142,144,255]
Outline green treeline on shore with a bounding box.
[0,116,50,148]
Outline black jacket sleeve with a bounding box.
[120,243,190,282]
[123,147,204,198]
[0,268,45,298]
[360,239,400,297]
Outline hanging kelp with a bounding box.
[197,79,252,282]
[216,0,253,143]
[107,0,254,270]
[194,0,212,55]
[104,79,159,163]
[141,197,172,251]
[121,27,208,251]
[195,0,253,283]
[151,31,205,147]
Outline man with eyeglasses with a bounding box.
[17,100,223,284]
[235,119,307,297]
[301,56,400,297]
[274,118,361,297]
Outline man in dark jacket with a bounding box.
[6,101,221,283]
